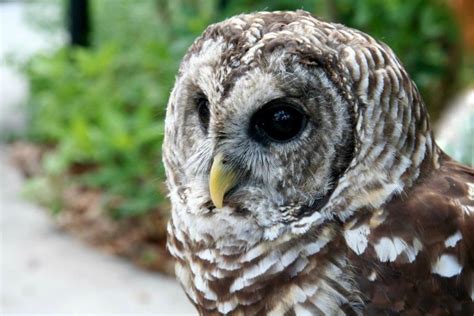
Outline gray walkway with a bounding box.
[0,2,194,314]
[1,149,194,314]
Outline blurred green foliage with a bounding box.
[23,0,178,217]
[21,0,463,218]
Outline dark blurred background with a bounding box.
[0,0,472,312]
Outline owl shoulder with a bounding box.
[343,152,474,314]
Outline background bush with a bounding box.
[20,0,467,218]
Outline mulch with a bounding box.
[9,141,175,276]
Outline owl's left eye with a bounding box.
[250,100,307,143]
[196,95,210,132]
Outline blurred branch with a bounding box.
[323,0,338,22]
[219,0,229,11]
[68,0,90,47]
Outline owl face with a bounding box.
[164,30,354,237]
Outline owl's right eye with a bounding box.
[250,100,307,143]
[196,95,210,133]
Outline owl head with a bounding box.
[163,11,435,247]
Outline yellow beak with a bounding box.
[209,153,238,208]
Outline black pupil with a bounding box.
[252,103,306,142]
[197,96,210,132]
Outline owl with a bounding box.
[163,11,474,315]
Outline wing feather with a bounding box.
[348,153,474,314]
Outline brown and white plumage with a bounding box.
[347,154,473,314]
[163,11,474,315]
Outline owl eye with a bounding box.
[196,95,210,132]
[250,101,307,143]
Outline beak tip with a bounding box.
[210,193,223,209]
[209,153,237,210]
